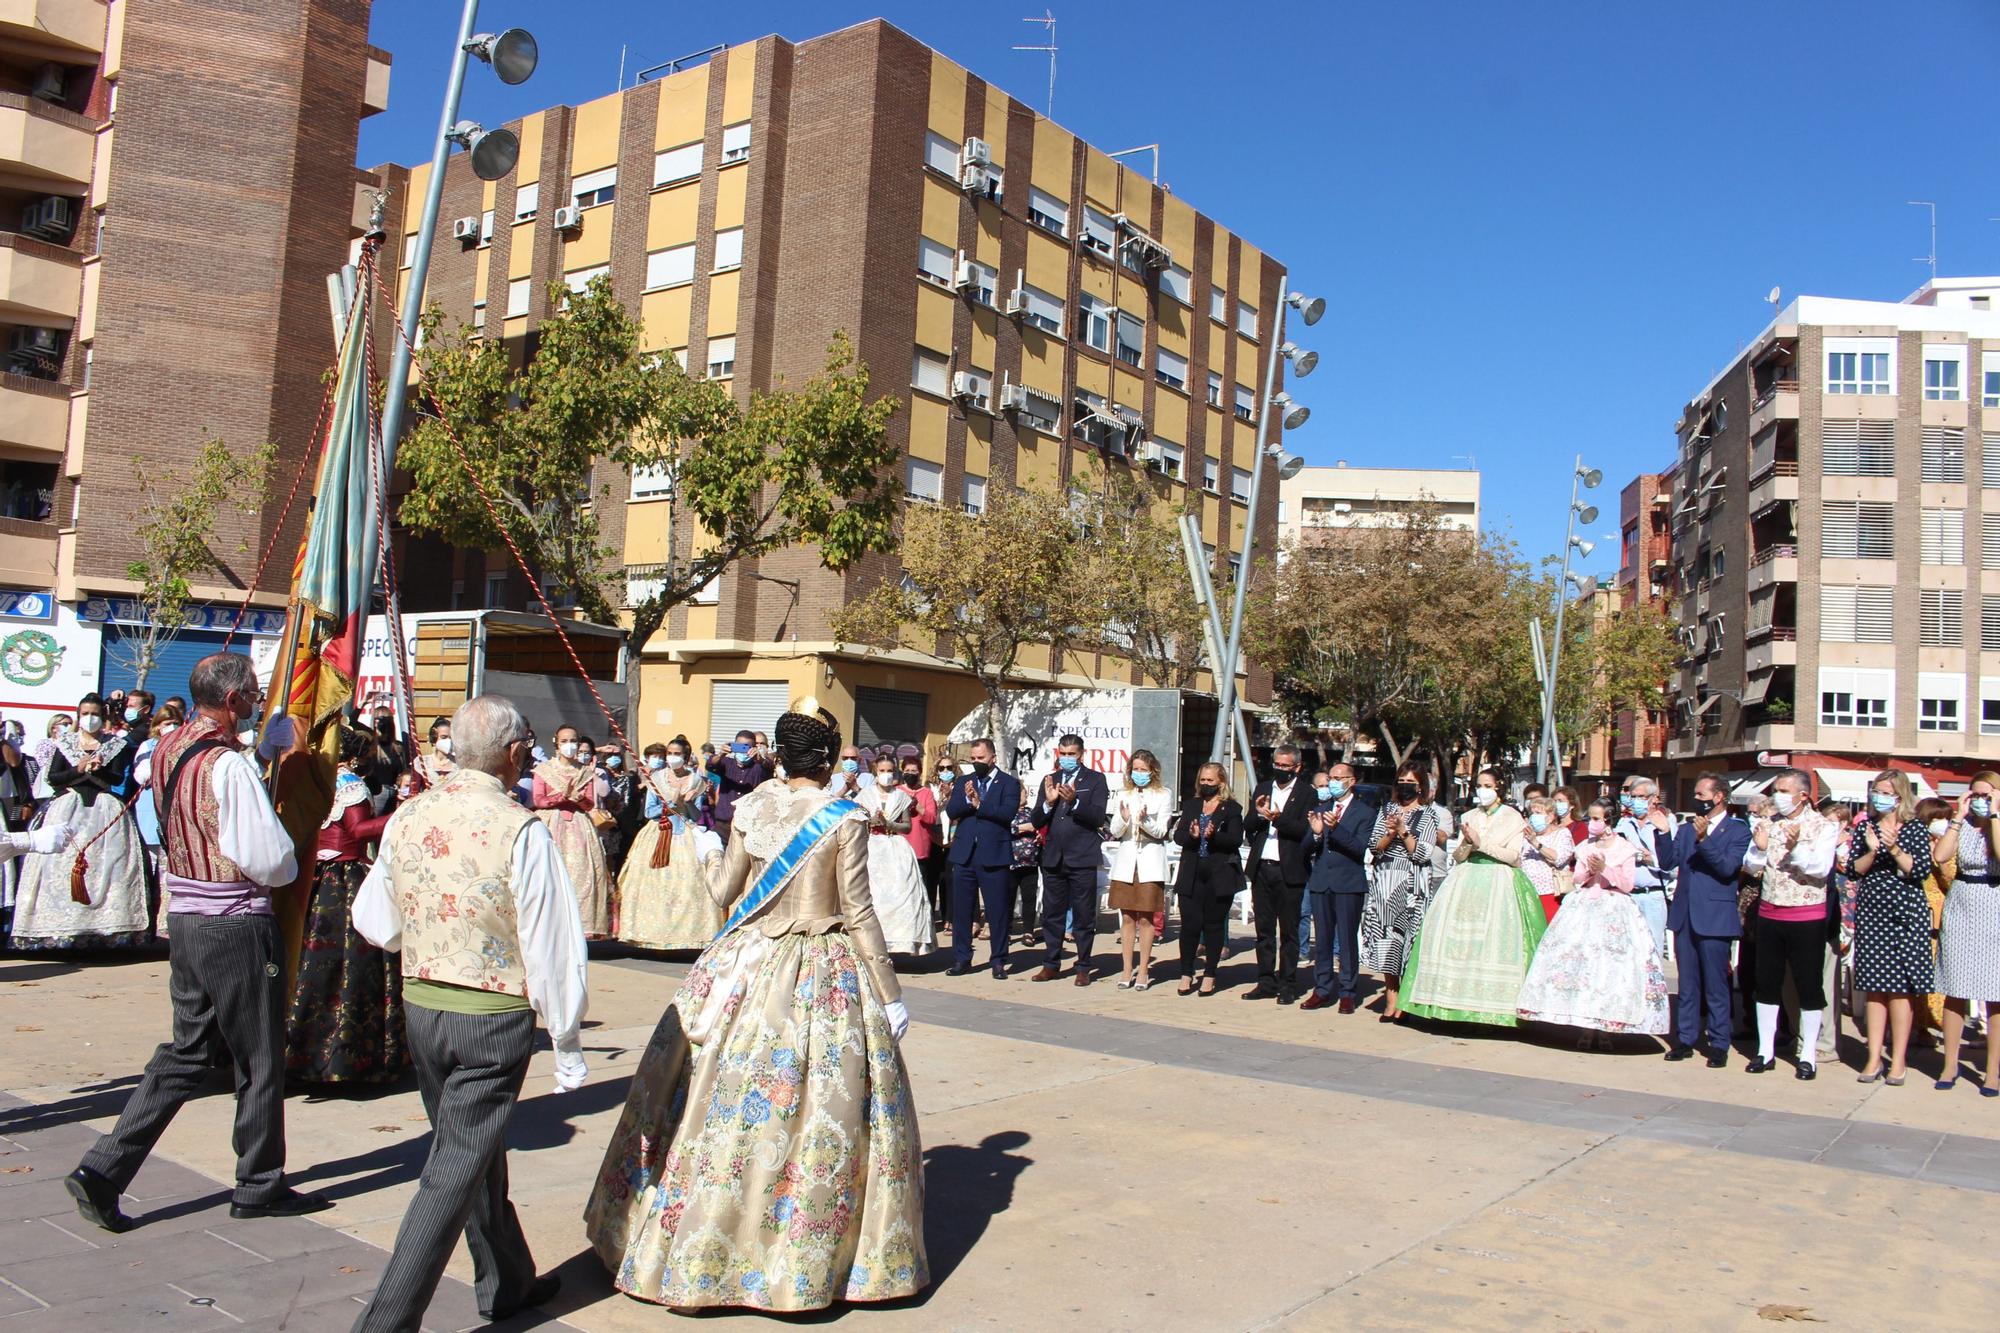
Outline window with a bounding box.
[570,166,617,209]
[485,573,509,609]
[1016,282,1063,335]
[1923,345,1966,401]
[472,299,486,331]
[1010,381,1062,434]
[962,473,987,516]
[906,457,943,503]
[705,336,737,379]
[1921,508,1965,564]
[1230,466,1251,502]
[1156,439,1185,481]
[630,463,673,500]
[644,244,696,290]
[918,237,954,285]
[1985,354,2000,408]
[1115,311,1145,367]
[563,264,609,294]
[712,227,744,271]
[1027,186,1068,237]
[1155,347,1189,391]
[957,257,996,307]
[1819,585,1894,642]
[1984,595,2000,650]
[1820,419,1895,476]
[513,181,539,222]
[911,346,950,398]
[1820,501,1895,559]
[1922,426,1966,482]
[721,122,751,164]
[1081,206,1116,257]
[1986,514,2000,572]
[1236,299,1259,340]
[1160,265,1192,305]
[1207,372,1223,407]
[1077,293,1113,352]
[1825,337,1893,395]
[504,277,530,318]
[1210,285,1227,323]
[1071,389,1117,450]
[401,232,417,267]
[1920,673,1963,732]
[1234,384,1256,421]
[1984,678,2000,735]
[923,130,959,176]
[479,209,494,245]
[1819,667,1893,729]
[1921,588,1964,646]
[1203,458,1220,493]
[654,142,703,187]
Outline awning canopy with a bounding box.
[1814,767,1938,802]
[1728,773,1776,802]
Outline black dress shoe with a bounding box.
[1664,1045,1696,1062]
[1276,990,1298,1006]
[944,963,973,977]
[1745,1056,1776,1074]
[65,1166,131,1234]
[482,1273,561,1321]
[228,1188,333,1220]
[991,966,1008,980]
[1796,1062,1817,1081]
[1241,986,1276,1002]
[1705,1047,1729,1069]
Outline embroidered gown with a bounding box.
[1515,832,1670,1034]
[11,734,149,949]
[286,774,405,1082]
[533,757,613,939]
[1400,803,1547,1027]
[856,781,934,956]
[586,780,927,1311]
[617,769,726,950]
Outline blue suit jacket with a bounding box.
[1305,797,1376,895]
[945,769,1021,869]
[1031,767,1110,870]
[1655,814,1750,938]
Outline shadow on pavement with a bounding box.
[918,1130,1032,1293]
[0,1075,141,1134]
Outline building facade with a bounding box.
[1664,276,2000,802]
[373,20,1289,752]
[1275,461,1480,548]
[1607,468,1676,788]
[0,0,388,715]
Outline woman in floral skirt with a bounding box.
[586,701,925,1311]
[616,737,726,950]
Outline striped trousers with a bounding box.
[352,1004,537,1332]
[80,912,288,1205]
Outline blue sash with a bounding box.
[715,797,861,939]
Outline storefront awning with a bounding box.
[1728,773,1776,802]
[1815,768,1871,802]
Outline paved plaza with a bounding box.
[2,934,1996,1331]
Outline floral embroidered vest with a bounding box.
[1761,810,1834,909]
[149,717,244,883]
[386,768,537,996]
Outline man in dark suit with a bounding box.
[1244,744,1313,1003]
[1651,770,1751,1067]
[1029,733,1111,985]
[1301,762,1377,1013]
[945,737,1020,978]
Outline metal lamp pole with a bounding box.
[378,0,484,474]
[1538,455,1586,786]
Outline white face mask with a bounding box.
[1772,791,1797,817]
[1474,787,1498,807]
[558,741,579,760]
[79,715,104,735]
[664,754,686,769]
[1927,819,1949,838]
[435,737,452,755]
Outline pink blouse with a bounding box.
[1572,834,1637,894]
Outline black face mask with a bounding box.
[1198,782,1219,798]
[1395,782,1418,802]
[901,771,921,788]
[1272,767,1296,781]
[972,761,994,778]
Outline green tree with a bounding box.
[1585,600,1682,733]
[117,436,277,689]
[1072,466,1207,690]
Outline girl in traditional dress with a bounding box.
[617,738,726,951]
[857,752,935,957]
[11,693,149,950]
[1400,766,1547,1027]
[286,726,405,1083]
[1516,799,1670,1045]
[586,701,926,1312]
[1361,763,1449,1021]
[532,724,613,939]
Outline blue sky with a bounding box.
[359,2,2000,573]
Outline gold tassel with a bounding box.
[650,816,672,869]
[69,847,90,905]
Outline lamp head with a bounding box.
[1275,452,1304,480]
[1570,537,1595,557]
[448,122,520,181]
[467,28,538,85]
[1286,291,1325,326]
[1279,342,1318,377]
[1270,393,1309,430]
[1578,465,1603,488]
[1567,573,1599,597]
[1574,503,1599,525]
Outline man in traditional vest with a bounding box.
[65,652,322,1232]
[349,693,588,1330]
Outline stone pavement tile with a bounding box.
[1660,1095,1764,1128]
[169,1247,385,1321]
[0,1275,45,1317]
[0,1179,74,1223]
[1815,1121,1943,1178]
[0,1216,100,1264]
[201,1213,361,1262]
[6,1279,241,1329]
[0,1223,260,1303]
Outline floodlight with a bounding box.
[467,28,539,85]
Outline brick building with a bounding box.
[0,0,388,712]
[1607,468,1675,790]
[372,20,1289,751]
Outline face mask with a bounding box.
[903,771,921,788]
[1587,818,1608,837]
[397,786,414,799]
[665,754,687,770]
[841,758,859,774]
[79,715,103,735]
[1057,754,1079,773]
[1397,782,1420,803]
[1928,819,1949,838]
[559,741,579,760]
[54,721,71,735]
[1198,782,1219,798]
[938,767,955,780]
[606,755,623,770]
[1553,799,1570,818]
[1870,793,1896,815]
[435,737,452,756]
[1327,779,1348,800]
[1773,791,1797,817]
[1973,797,1992,818]
[1529,812,1550,833]
[1131,770,1152,787]
[972,761,993,778]
[647,756,667,771]
[124,706,141,723]
[237,729,257,748]
[1474,788,1498,807]
[157,723,176,737]
[1272,767,1296,783]
[1621,795,1643,815]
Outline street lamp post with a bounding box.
[1536,457,1602,785]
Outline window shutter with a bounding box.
[1820,586,1856,641]
[1984,432,2000,488]
[708,681,790,750]
[1855,587,1894,642]
[1821,419,1895,476]
[1983,595,2000,651]
[1921,588,1964,646]
[1922,508,1965,563]
[1922,426,1966,482]
[1821,502,1858,559]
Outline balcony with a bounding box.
[0,369,67,451]
[0,515,56,585]
[0,233,80,325]
[1749,378,1800,434]
[1748,460,1798,515]
[1744,722,1795,753]
[0,0,105,60]
[1747,543,1797,592]
[1745,629,1797,674]
[0,92,94,189]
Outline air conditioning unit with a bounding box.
[451,215,481,242]
[30,64,66,104]
[1002,287,1028,318]
[551,204,582,232]
[1134,441,1164,467]
[951,254,977,292]
[998,382,1029,413]
[19,195,75,243]
[959,162,1000,199]
[961,137,992,168]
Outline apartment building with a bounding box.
[1664,275,2000,803]
[373,19,1288,752]
[1607,468,1676,789]
[1275,461,1480,548]
[0,0,387,714]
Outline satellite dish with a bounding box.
[465,127,520,181]
[1275,453,1304,480]
[1765,285,1781,306]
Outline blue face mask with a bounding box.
[1327,779,1348,800]
[1530,812,1551,833]
[841,758,858,774]
[1315,785,1334,802]
[1974,797,1993,819]
[1131,770,1152,787]
[646,756,666,771]
[1622,795,1645,815]
[1870,793,1896,814]
[1057,754,1080,773]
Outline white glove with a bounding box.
[883,999,910,1043]
[28,822,75,855]
[256,714,297,763]
[553,1033,588,1092]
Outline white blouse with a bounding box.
[1106,784,1176,883]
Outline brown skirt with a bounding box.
[1109,879,1166,913]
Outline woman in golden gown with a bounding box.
[585,703,926,1311]
[531,725,613,938]
[616,737,726,950]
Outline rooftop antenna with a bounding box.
[1766,284,1781,314]
[1107,144,1160,184]
[1015,10,1057,117]
[1909,200,1936,281]
[617,43,627,90]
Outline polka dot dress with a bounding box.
[1849,818,1937,995]
[1939,820,2000,1001]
